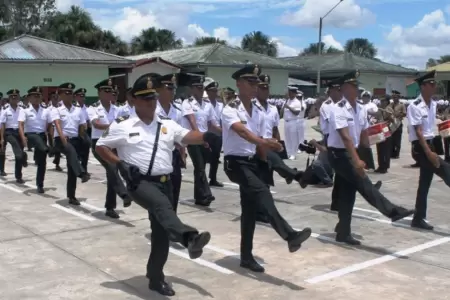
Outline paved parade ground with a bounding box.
[1,119,450,300]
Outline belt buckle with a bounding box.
[248,155,254,161]
[160,175,167,183]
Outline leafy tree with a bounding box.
[427,55,450,68]
[344,38,377,59]
[241,31,278,57]
[131,27,182,54]
[300,42,343,55]
[193,36,227,46]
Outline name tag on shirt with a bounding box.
[241,121,247,124]
[423,115,428,119]
[129,132,139,137]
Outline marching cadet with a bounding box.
[374,97,395,173]
[181,75,219,206]
[48,91,63,171]
[222,64,312,273]
[0,92,6,176]
[223,87,236,104]
[50,83,91,205]
[204,78,224,187]
[407,70,450,230]
[74,88,91,175]
[154,73,186,208]
[18,86,51,193]
[119,88,135,117]
[0,89,28,183]
[282,85,306,160]
[87,78,122,218]
[327,70,414,245]
[95,74,213,297]
[389,90,406,159]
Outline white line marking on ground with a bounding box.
[205,245,265,265]
[353,207,413,221]
[88,160,101,165]
[50,204,96,221]
[305,237,450,284]
[0,183,24,194]
[80,202,103,211]
[223,182,238,187]
[147,243,234,274]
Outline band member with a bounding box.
[283,86,306,160]
[359,91,376,170]
[95,74,212,296]
[18,86,51,193]
[0,89,27,183]
[74,88,91,175]
[389,90,406,159]
[50,83,91,205]
[407,70,450,230]
[87,79,122,218]
[327,70,414,245]
[222,64,312,273]
[374,97,394,173]
[181,75,219,206]
[48,91,63,171]
[204,78,224,187]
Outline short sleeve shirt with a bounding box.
[284,98,306,121]
[407,95,437,142]
[319,98,335,135]
[87,103,121,139]
[0,105,22,129]
[181,97,219,132]
[50,104,86,137]
[257,101,279,138]
[18,104,52,133]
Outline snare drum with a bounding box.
[367,122,390,145]
[438,120,450,137]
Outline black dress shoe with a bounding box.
[411,219,434,230]
[410,163,419,168]
[0,171,6,176]
[287,228,312,253]
[240,259,265,272]
[209,180,224,187]
[195,198,211,206]
[37,187,45,194]
[105,209,120,219]
[22,160,28,168]
[187,231,211,259]
[68,197,80,205]
[81,173,90,183]
[207,195,216,201]
[334,223,339,233]
[374,180,382,189]
[16,178,25,184]
[374,168,387,174]
[336,235,361,245]
[55,165,63,172]
[330,205,339,212]
[390,208,414,222]
[149,281,175,297]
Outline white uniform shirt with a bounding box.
[181,97,219,132]
[221,100,265,156]
[283,98,306,121]
[118,102,136,117]
[87,103,121,139]
[257,101,279,138]
[319,98,335,135]
[407,95,437,142]
[18,104,52,133]
[209,99,224,123]
[96,114,190,175]
[328,98,369,148]
[156,101,183,126]
[50,104,86,137]
[79,104,89,123]
[0,105,22,129]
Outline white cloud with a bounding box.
[280,0,375,28]
[322,34,343,50]
[379,9,450,69]
[56,0,83,12]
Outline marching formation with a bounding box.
[1,66,449,297]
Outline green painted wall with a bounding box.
[206,66,289,95]
[407,82,420,98]
[0,63,109,103]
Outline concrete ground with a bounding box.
[1,119,450,300]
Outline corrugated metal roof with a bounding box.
[0,34,132,64]
[281,52,417,74]
[288,78,316,86]
[127,44,299,69]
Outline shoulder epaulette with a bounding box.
[40,102,47,108]
[338,100,346,107]
[413,99,421,105]
[2,104,8,110]
[115,115,130,123]
[159,115,171,120]
[91,101,100,107]
[252,100,263,111]
[204,99,210,102]
[58,102,63,107]
[172,104,181,111]
[325,99,332,105]
[73,102,80,107]
[227,99,241,108]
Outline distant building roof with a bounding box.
[127,44,299,70]
[427,62,450,72]
[0,34,133,65]
[281,52,417,76]
[288,78,316,86]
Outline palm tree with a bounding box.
[130,27,182,54]
[241,31,278,57]
[99,30,129,56]
[300,42,343,56]
[344,38,377,59]
[193,36,227,46]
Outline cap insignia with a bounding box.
[68,84,72,89]
[147,77,153,89]
[264,75,269,83]
[355,70,360,78]
[254,65,259,75]
[171,74,176,84]
[108,78,112,86]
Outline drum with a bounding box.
[388,118,401,133]
[438,120,450,137]
[367,122,390,145]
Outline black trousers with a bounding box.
[391,124,403,158]
[80,131,91,173]
[187,145,212,201]
[266,150,298,180]
[444,137,450,161]
[376,137,392,170]
[171,149,183,212]
[4,129,26,179]
[411,140,450,220]
[26,132,48,187]
[328,147,401,237]
[92,139,118,210]
[208,134,222,182]
[49,137,61,166]
[128,178,198,283]
[357,146,375,170]
[224,155,295,259]
[330,174,341,211]
[54,137,85,198]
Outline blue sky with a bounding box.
[60,0,450,69]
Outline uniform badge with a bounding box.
[161,126,167,134]
[102,127,109,137]
[254,65,259,75]
[108,78,112,86]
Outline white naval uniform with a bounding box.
[118,101,136,118]
[406,95,437,142]
[17,104,52,133]
[209,99,224,122]
[50,104,86,137]
[283,97,306,158]
[319,98,335,136]
[181,97,219,132]
[156,101,183,126]
[87,103,121,139]
[257,100,279,138]
[0,105,22,129]
[96,114,190,176]
[328,98,369,149]
[221,101,265,156]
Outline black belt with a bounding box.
[327,147,347,152]
[26,132,46,135]
[5,128,18,132]
[140,174,170,183]
[412,139,434,146]
[225,155,256,161]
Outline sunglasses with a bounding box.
[101,88,114,93]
